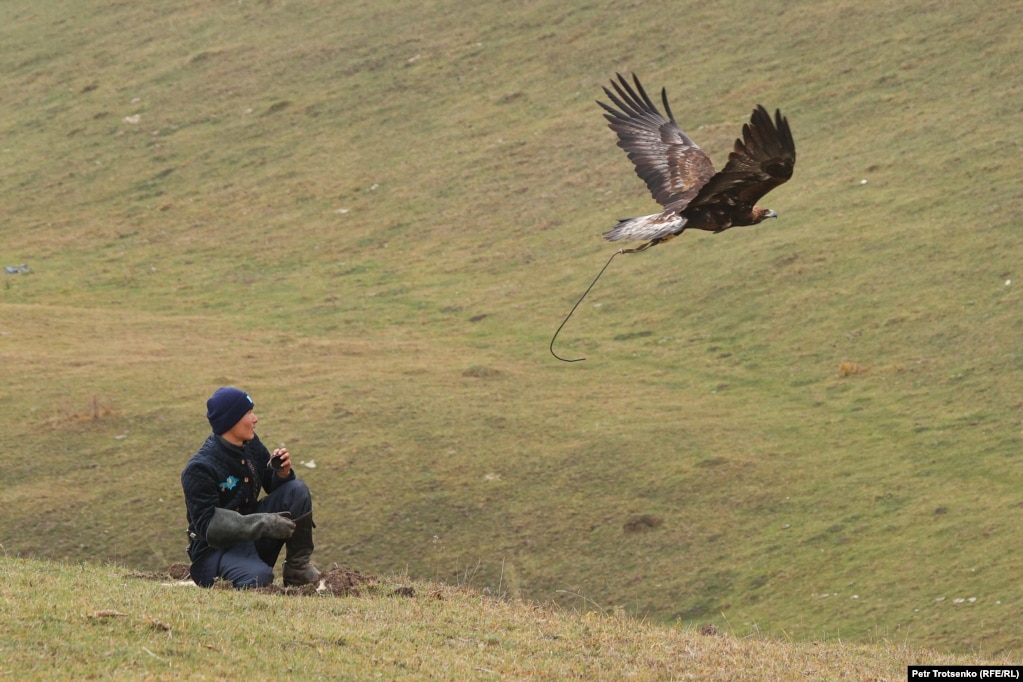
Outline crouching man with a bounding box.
[181,386,320,588]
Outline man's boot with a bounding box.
[282,511,320,586]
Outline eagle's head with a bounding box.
[751,207,778,224]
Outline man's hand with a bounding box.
[272,447,292,478]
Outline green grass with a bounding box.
[2,0,1023,665]
[0,556,1006,680]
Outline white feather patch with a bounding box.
[603,213,686,242]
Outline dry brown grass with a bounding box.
[838,361,870,377]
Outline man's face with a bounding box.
[223,410,258,445]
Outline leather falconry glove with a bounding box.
[206,508,295,548]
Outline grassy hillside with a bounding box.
[0,556,1007,680]
[2,0,1022,658]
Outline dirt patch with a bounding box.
[320,566,377,596]
[168,562,191,580]
[623,514,664,533]
[255,566,379,597]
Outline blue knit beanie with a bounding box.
[206,387,254,435]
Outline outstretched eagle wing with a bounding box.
[688,105,795,212]
[598,73,716,210]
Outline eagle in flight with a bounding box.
[598,73,796,252]
[549,75,797,361]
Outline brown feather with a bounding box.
[689,105,796,213]
[598,73,715,210]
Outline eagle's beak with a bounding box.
[765,209,778,219]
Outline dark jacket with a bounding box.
[181,433,295,562]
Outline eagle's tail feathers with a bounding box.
[603,212,685,243]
